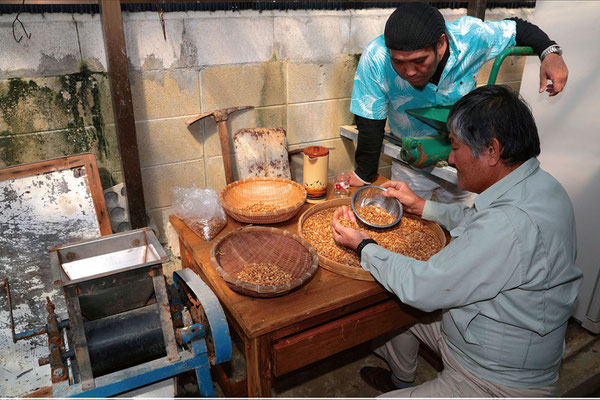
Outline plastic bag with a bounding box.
[172,186,227,242]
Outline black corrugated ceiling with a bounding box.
[0,2,535,14]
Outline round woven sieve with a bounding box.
[220,177,306,224]
[210,226,319,297]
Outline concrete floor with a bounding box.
[164,255,600,398]
[205,321,599,398]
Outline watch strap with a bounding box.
[357,238,378,257]
[540,44,562,61]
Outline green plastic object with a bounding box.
[406,105,452,133]
[399,46,535,167]
[400,134,451,168]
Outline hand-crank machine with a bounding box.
[1,228,230,397]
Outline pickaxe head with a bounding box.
[185,105,254,126]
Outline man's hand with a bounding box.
[381,180,426,216]
[331,206,369,251]
[539,53,568,96]
[348,171,367,187]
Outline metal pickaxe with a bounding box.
[186,106,254,185]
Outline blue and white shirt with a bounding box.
[350,17,517,138]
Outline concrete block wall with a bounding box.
[0,7,533,243]
[0,13,120,187]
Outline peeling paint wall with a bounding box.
[0,14,120,188]
[1,8,532,245]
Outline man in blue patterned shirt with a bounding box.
[348,3,568,204]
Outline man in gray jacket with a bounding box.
[332,85,582,397]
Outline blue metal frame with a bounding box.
[173,269,232,364]
[53,350,210,397]
[50,269,231,397]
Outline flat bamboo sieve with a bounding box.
[298,198,447,281]
[210,226,319,297]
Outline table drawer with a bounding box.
[272,299,417,376]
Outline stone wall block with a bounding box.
[201,61,286,112]
[77,17,107,72]
[319,137,355,178]
[147,207,173,244]
[205,156,227,192]
[288,55,356,103]
[274,14,350,61]
[136,116,204,168]
[349,11,390,54]
[123,18,184,71]
[0,20,80,78]
[0,73,112,136]
[485,7,534,21]
[0,130,71,168]
[130,69,200,121]
[141,160,206,209]
[96,74,116,125]
[287,99,353,145]
[203,105,286,157]
[439,8,469,22]
[184,16,274,66]
[0,77,67,134]
[92,123,123,187]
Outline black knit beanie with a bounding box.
[384,3,446,51]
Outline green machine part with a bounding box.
[401,106,451,168]
[399,46,534,167]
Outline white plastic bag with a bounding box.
[172,186,227,242]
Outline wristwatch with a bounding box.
[356,238,378,257]
[540,45,563,61]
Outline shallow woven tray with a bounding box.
[210,226,319,297]
[220,177,306,224]
[298,197,447,281]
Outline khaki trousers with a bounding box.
[375,313,557,398]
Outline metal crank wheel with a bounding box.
[173,269,231,365]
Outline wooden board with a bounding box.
[0,153,110,397]
[297,197,446,281]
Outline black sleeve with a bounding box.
[354,115,387,183]
[505,17,556,56]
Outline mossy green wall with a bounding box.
[0,64,121,188]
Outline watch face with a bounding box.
[543,46,562,60]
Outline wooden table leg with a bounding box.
[245,335,272,397]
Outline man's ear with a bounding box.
[436,33,447,58]
[437,33,446,49]
[487,137,502,166]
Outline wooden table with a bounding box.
[169,176,426,397]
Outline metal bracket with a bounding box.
[1,278,17,343]
[173,269,232,365]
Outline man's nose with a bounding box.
[448,151,455,167]
[403,66,417,77]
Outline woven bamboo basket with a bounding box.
[210,226,319,297]
[298,198,447,281]
[219,177,306,224]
